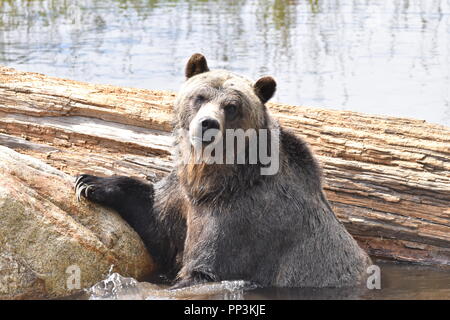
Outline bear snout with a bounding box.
[189,117,222,146]
[188,100,225,146]
[201,118,220,139]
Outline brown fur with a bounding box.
[76,54,371,288]
[185,53,210,79]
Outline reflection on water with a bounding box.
[246,261,450,300]
[0,0,449,126]
[81,261,450,300]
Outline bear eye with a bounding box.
[195,94,206,104]
[225,104,238,120]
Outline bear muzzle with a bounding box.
[189,102,224,147]
[189,116,222,146]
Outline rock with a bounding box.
[0,146,154,299]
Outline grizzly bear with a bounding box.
[75,53,371,288]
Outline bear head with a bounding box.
[174,53,276,134]
[173,54,280,200]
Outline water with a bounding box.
[78,260,450,300]
[0,0,449,126]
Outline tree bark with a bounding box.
[1,66,449,266]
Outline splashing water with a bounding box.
[86,273,255,300]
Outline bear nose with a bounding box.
[201,118,220,138]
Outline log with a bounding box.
[1,66,449,267]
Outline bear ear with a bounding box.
[185,53,210,79]
[254,76,276,103]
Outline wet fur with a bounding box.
[75,55,370,288]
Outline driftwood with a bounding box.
[0,66,449,267]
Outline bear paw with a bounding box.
[74,174,114,205]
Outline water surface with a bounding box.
[82,260,450,300]
[0,0,449,126]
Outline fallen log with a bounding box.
[1,66,449,267]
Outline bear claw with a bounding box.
[74,174,94,202]
[74,174,85,188]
